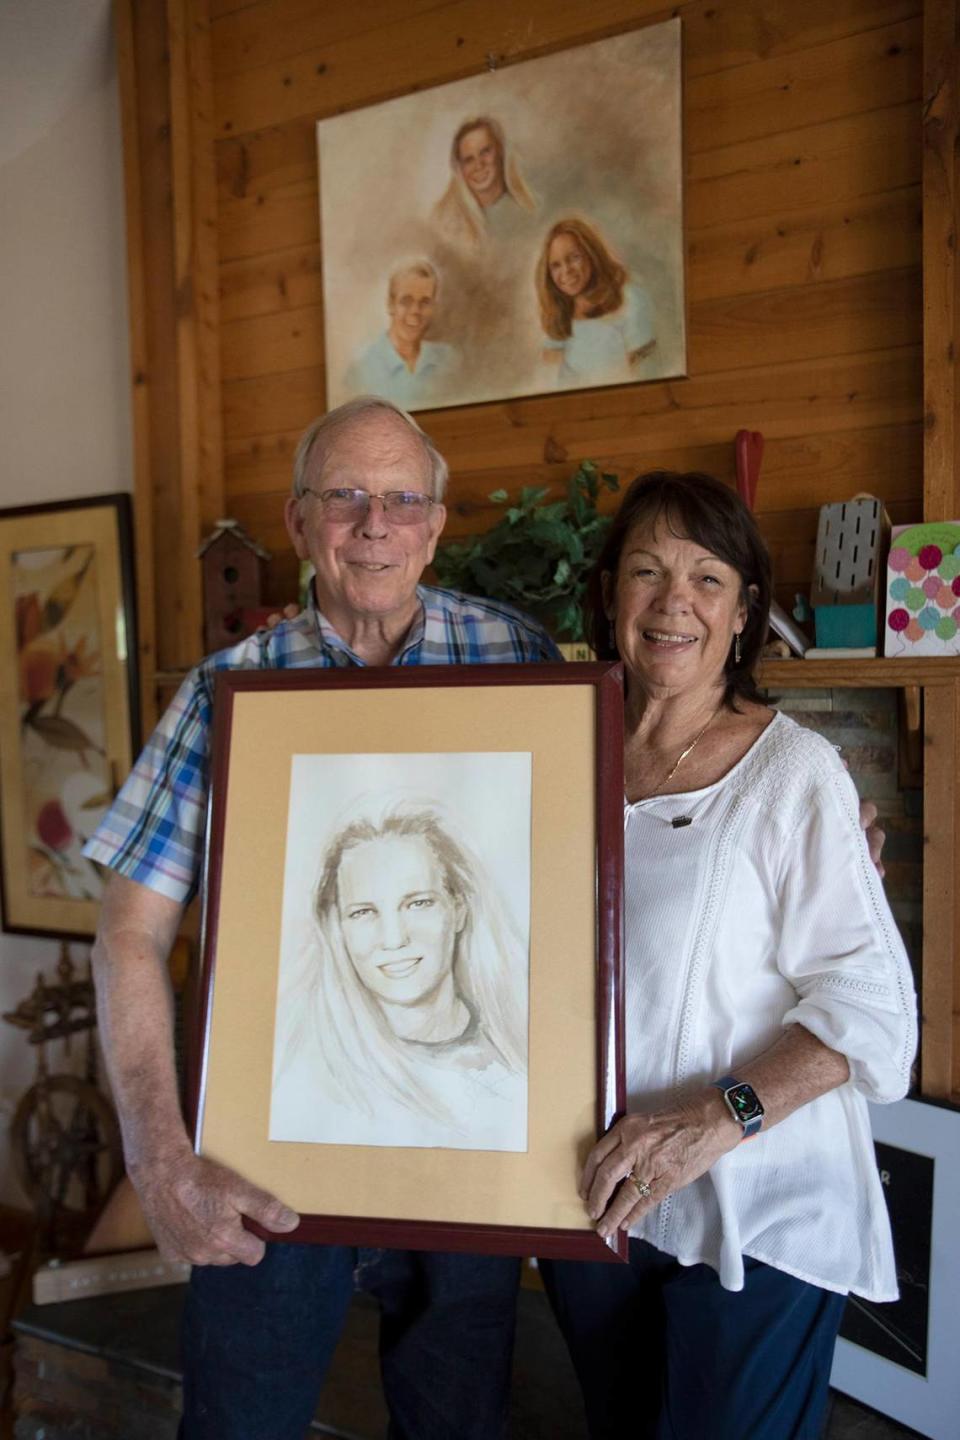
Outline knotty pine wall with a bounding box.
[208,0,923,612]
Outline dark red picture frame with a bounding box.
[190,661,626,1262]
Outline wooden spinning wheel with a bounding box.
[11,1073,123,1223]
[3,945,124,1245]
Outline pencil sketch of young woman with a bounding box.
[269,799,529,1151]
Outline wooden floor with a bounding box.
[4,1269,927,1439]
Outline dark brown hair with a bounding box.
[585,471,772,709]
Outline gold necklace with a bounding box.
[643,709,721,800]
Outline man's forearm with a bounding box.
[91,874,191,1172]
[91,872,298,1264]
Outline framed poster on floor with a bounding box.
[831,1096,960,1440]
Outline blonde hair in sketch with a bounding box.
[388,257,439,303]
[432,115,537,250]
[536,216,628,340]
[275,798,528,1128]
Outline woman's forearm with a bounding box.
[583,1025,851,1236]
[711,1023,850,1135]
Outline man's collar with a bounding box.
[378,331,409,375]
[415,584,453,653]
[307,582,428,665]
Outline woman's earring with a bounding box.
[734,631,742,665]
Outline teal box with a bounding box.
[813,605,876,649]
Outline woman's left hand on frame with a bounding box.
[581,1094,738,1240]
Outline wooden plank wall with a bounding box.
[921,0,960,1100]
[207,0,926,611]
[116,0,224,702]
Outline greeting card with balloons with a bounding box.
[884,522,960,655]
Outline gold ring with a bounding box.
[628,1171,652,1199]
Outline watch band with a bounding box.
[712,1075,764,1139]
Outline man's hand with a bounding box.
[130,1148,299,1267]
[858,799,886,879]
[91,876,300,1270]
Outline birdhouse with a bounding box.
[811,498,888,651]
[197,520,270,652]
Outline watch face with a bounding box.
[726,1083,764,1124]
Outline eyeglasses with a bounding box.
[299,487,436,526]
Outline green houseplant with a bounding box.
[433,462,620,643]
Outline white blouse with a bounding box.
[624,711,917,1300]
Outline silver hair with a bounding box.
[291,395,449,502]
[387,258,439,304]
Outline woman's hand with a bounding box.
[628,338,657,368]
[583,1029,851,1239]
[263,602,301,630]
[581,1092,738,1240]
[858,799,886,879]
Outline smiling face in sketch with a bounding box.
[387,270,437,351]
[455,122,505,208]
[337,833,466,1010]
[547,231,593,303]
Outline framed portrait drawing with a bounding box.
[0,494,139,938]
[317,18,685,412]
[830,1098,960,1439]
[191,662,626,1260]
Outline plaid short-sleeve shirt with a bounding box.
[83,585,561,904]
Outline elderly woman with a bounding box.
[537,218,657,387]
[540,471,917,1440]
[270,799,528,1152]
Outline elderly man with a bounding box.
[84,395,559,1440]
[346,260,459,410]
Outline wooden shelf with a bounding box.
[758,657,960,687]
[154,658,960,690]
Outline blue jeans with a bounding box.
[540,1240,847,1440]
[179,1242,521,1440]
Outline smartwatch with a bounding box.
[712,1075,764,1139]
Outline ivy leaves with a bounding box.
[434,462,619,641]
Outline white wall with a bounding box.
[0,1,132,1207]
